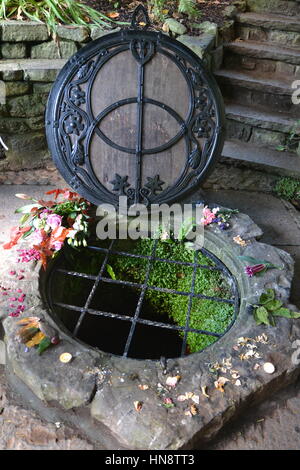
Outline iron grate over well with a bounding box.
[45,239,240,360]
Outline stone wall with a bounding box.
[0,21,124,170]
[0,19,231,172]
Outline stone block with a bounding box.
[177,33,216,59]
[33,82,53,94]
[31,41,77,59]
[24,67,61,82]
[276,62,296,76]
[269,30,300,47]
[164,18,187,35]
[211,46,223,72]
[1,42,27,59]
[0,21,49,42]
[90,27,120,41]
[4,81,30,97]
[241,57,256,70]
[250,128,286,148]
[56,25,90,42]
[8,93,48,117]
[1,70,23,81]
[0,116,44,134]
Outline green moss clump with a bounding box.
[274,177,300,201]
[62,238,235,354]
[110,239,234,354]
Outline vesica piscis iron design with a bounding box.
[46,9,225,207]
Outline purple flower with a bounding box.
[46,214,62,229]
[52,240,63,251]
[32,229,45,244]
[245,264,266,277]
[39,209,52,219]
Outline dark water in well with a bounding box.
[49,273,183,359]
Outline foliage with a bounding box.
[149,0,200,21]
[277,120,300,155]
[0,0,124,35]
[178,0,198,18]
[253,289,300,326]
[274,176,300,201]
[3,189,91,268]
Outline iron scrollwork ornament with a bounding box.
[45,5,225,207]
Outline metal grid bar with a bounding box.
[87,244,223,271]
[123,238,158,357]
[55,268,236,304]
[47,239,240,358]
[181,250,198,356]
[53,301,221,338]
[73,239,115,336]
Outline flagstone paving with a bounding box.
[1,185,300,450]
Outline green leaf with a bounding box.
[259,289,275,304]
[254,306,271,325]
[238,256,282,269]
[19,213,31,226]
[22,226,35,239]
[37,336,51,355]
[264,299,283,311]
[15,203,42,214]
[106,264,116,280]
[273,308,300,319]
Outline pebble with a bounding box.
[263,362,276,374]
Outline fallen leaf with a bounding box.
[184,410,192,417]
[162,22,170,33]
[177,394,188,402]
[214,377,229,392]
[190,404,198,416]
[191,395,200,405]
[138,384,149,391]
[233,236,248,247]
[166,375,181,388]
[107,11,119,18]
[25,331,45,348]
[201,386,209,398]
[162,9,169,14]
[134,401,143,412]
[255,334,268,344]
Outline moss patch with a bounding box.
[63,238,235,354]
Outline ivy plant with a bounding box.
[253,289,300,326]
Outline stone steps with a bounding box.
[246,0,300,17]
[225,103,297,151]
[214,69,297,115]
[222,139,300,176]
[235,12,300,46]
[223,40,300,77]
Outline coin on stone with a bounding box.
[59,352,72,363]
[263,362,275,374]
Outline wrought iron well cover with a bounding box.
[46,5,225,207]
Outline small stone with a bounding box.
[56,25,90,42]
[164,18,187,35]
[263,362,275,374]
